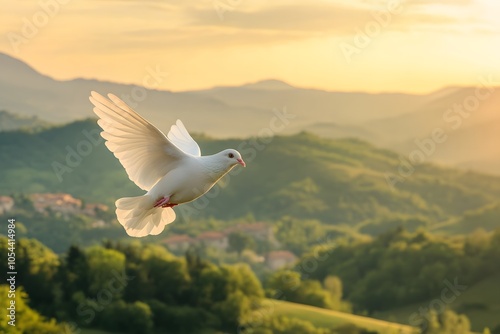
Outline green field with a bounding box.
[270,299,418,334]
[373,274,500,332]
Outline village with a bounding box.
[0,193,297,270]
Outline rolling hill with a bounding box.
[374,274,500,332]
[2,120,500,228]
[271,299,417,334]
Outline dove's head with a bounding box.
[220,149,246,167]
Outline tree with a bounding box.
[99,301,153,333]
[0,237,59,310]
[323,275,343,305]
[61,245,90,296]
[147,300,217,332]
[421,309,470,334]
[228,232,255,256]
[85,246,126,296]
[267,270,334,309]
[0,285,64,334]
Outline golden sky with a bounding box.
[1,0,499,93]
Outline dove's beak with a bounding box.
[237,158,246,167]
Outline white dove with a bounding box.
[89,91,246,237]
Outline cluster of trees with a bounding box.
[4,228,497,334]
[0,238,264,333]
[290,227,500,314]
[266,271,351,312]
[245,226,500,334]
[421,310,470,334]
[0,236,404,334]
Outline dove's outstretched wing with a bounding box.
[167,120,201,157]
[89,91,197,191]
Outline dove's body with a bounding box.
[148,153,234,205]
[89,91,245,237]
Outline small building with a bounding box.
[30,193,109,218]
[31,193,82,215]
[163,235,196,252]
[266,250,297,270]
[197,231,229,250]
[0,196,14,214]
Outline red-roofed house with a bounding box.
[163,234,196,252]
[266,250,297,270]
[197,231,229,250]
[31,193,82,215]
[0,196,14,214]
[29,193,110,219]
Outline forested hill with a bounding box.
[0,110,50,132]
[2,119,500,226]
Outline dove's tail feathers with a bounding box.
[115,195,176,237]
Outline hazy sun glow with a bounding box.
[1,0,499,93]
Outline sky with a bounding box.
[1,0,500,93]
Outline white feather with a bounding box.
[89,91,190,191]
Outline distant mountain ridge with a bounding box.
[2,52,500,174]
[0,52,424,133]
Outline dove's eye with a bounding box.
[228,153,234,158]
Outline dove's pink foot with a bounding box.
[154,196,170,208]
[153,196,178,209]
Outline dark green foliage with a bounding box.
[147,300,218,333]
[98,300,153,333]
[0,236,265,333]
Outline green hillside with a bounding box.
[433,203,500,235]
[374,274,500,332]
[2,119,500,228]
[271,299,417,334]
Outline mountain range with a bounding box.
[2,52,500,174]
